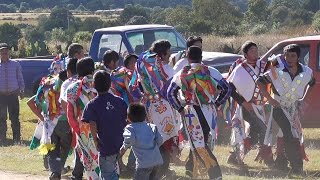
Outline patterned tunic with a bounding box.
[66,75,100,180]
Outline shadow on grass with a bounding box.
[0,139,31,147]
[221,165,320,179]
[26,119,39,124]
[304,138,320,149]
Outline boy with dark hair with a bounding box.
[172,36,203,72]
[82,70,127,180]
[257,44,314,175]
[66,57,99,180]
[103,50,120,73]
[123,54,138,71]
[120,103,163,180]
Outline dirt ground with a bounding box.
[0,171,47,180]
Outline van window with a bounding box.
[126,29,186,55]
[98,34,128,61]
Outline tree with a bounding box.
[270,0,301,10]
[192,0,241,36]
[38,7,75,32]
[7,4,17,12]
[312,11,320,32]
[126,16,148,25]
[19,6,27,13]
[244,0,269,25]
[149,7,168,24]
[189,19,212,34]
[66,4,75,10]
[120,4,148,23]
[80,17,104,32]
[270,6,289,24]
[72,31,92,50]
[50,28,68,46]
[165,5,192,27]
[0,4,16,13]
[303,0,320,13]
[86,0,103,11]
[0,23,22,50]
[75,4,88,12]
[20,2,30,9]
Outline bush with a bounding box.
[189,19,213,34]
[19,6,27,13]
[126,16,148,25]
[312,11,320,32]
[251,23,269,35]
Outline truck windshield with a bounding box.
[126,29,186,55]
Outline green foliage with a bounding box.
[303,0,320,13]
[270,5,289,24]
[120,4,148,23]
[149,7,168,24]
[72,31,92,44]
[192,0,241,36]
[126,16,148,25]
[50,28,68,45]
[38,7,75,33]
[19,6,27,13]
[189,19,212,34]
[75,4,88,12]
[80,17,104,33]
[20,2,30,9]
[244,0,269,25]
[0,23,22,50]
[0,4,16,13]
[66,4,75,10]
[270,0,301,10]
[312,11,320,32]
[165,5,192,27]
[102,19,122,28]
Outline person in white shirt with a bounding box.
[171,36,203,73]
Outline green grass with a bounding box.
[0,98,319,179]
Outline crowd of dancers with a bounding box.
[26,37,314,180]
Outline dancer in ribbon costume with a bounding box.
[129,40,179,178]
[167,46,231,179]
[27,57,70,179]
[257,44,315,175]
[111,54,138,105]
[227,41,274,170]
[171,36,203,72]
[66,57,100,180]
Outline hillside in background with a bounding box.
[0,0,193,10]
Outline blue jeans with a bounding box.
[134,166,160,180]
[99,154,119,180]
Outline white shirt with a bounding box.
[59,75,77,103]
